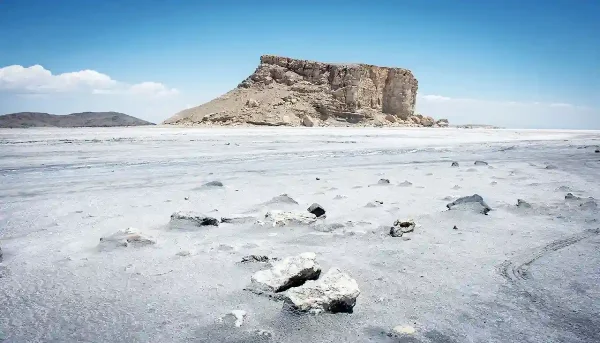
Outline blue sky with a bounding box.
[0,0,598,128]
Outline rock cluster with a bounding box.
[163,55,447,127]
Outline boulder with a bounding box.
[446,194,491,215]
[451,162,459,167]
[284,268,360,314]
[389,220,415,237]
[302,115,315,127]
[250,252,321,292]
[99,228,156,250]
[565,193,581,200]
[245,99,259,108]
[420,116,435,127]
[307,203,326,218]
[437,119,449,127]
[264,210,317,226]
[378,178,390,185]
[474,161,488,166]
[170,211,219,226]
[385,114,397,123]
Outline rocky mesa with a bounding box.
[164,55,447,127]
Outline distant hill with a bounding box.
[0,112,154,128]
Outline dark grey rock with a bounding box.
[545,165,557,170]
[565,193,581,200]
[378,178,390,185]
[390,220,415,237]
[474,161,488,166]
[446,194,491,215]
[307,203,326,217]
[451,162,459,167]
[203,181,224,187]
[241,255,271,263]
[170,211,219,226]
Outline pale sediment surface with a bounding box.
[1,127,599,342]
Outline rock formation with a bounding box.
[163,55,446,127]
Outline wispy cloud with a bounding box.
[419,94,590,109]
[0,65,178,96]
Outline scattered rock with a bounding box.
[316,177,320,180]
[0,246,2,262]
[451,162,459,167]
[545,165,557,170]
[398,181,413,187]
[490,181,498,186]
[307,203,326,218]
[264,211,317,226]
[266,194,299,205]
[203,181,224,187]
[580,199,598,210]
[385,114,397,123]
[333,195,347,200]
[284,268,360,314]
[365,202,381,208]
[250,252,321,292]
[517,199,532,208]
[378,178,390,185]
[99,228,156,250]
[452,185,461,190]
[241,255,271,263]
[184,196,190,200]
[170,211,219,226]
[474,161,488,166]
[176,250,191,257]
[453,225,458,230]
[446,194,491,215]
[389,220,415,237]
[595,149,599,153]
[218,244,235,251]
[246,99,259,108]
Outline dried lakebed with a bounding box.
[1,127,600,343]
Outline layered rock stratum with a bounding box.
[164,55,447,127]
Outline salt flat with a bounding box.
[1,127,599,343]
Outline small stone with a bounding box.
[170,211,219,226]
[451,162,459,167]
[184,196,189,200]
[398,181,413,187]
[378,178,390,185]
[266,194,298,205]
[595,149,600,153]
[264,211,317,226]
[474,161,488,166]
[452,185,461,190]
[99,228,156,250]
[307,203,326,218]
[316,177,320,180]
[565,193,581,200]
[203,181,224,187]
[241,255,270,263]
[453,225,458,230]
[545,165,557,170]
[176,250,191,257]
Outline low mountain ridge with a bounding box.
[0,112,154,128]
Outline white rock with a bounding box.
[284,268,360,313]
[264,210,317,227]
[251,252,321,292]
[98,228,156,250]
[392,325,416,335]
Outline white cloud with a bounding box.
[0,64,177,96]
[549,103,573,108]
[420,94,452,101]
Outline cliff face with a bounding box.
[164,55,445,127]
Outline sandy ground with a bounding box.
[1,127,599,343]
